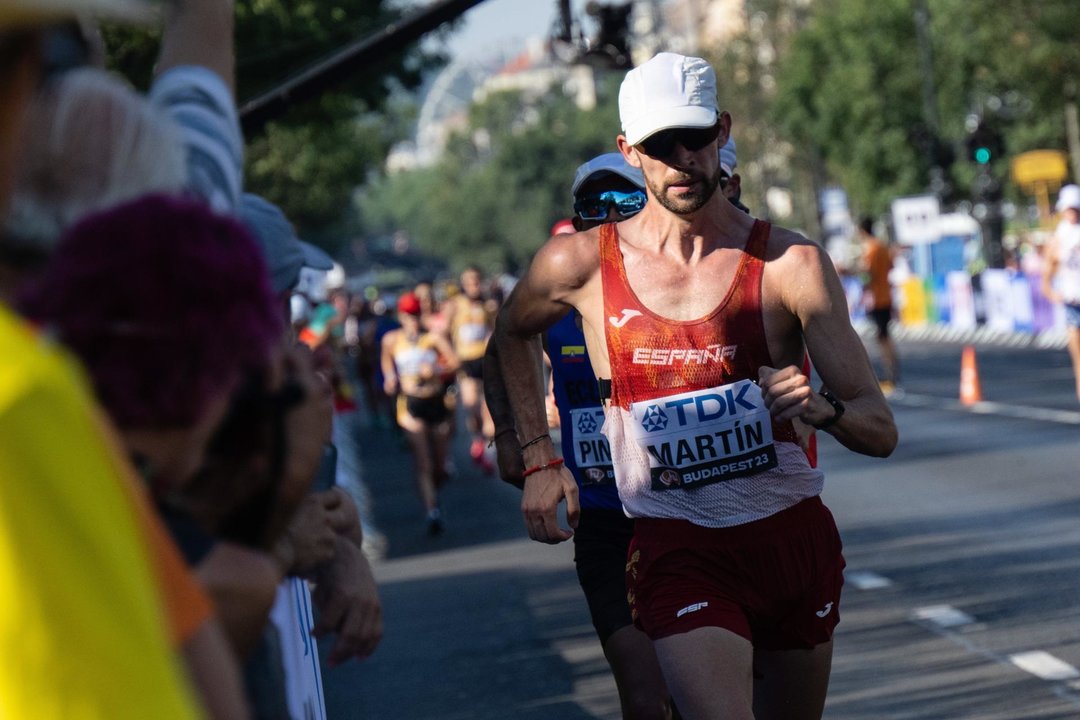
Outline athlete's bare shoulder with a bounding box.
[526,226,603,303]
[760,223,840,313]
[762,224,823,261]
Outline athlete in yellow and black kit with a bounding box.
[381,292,459,534]
[449,266,495,471]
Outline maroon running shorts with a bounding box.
[626,496,845,650]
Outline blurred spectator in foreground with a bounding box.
[238,193,383,716]
[1042,184,1080,402]
[0,2,217,717]
[20,194,289,716]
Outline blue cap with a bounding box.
[719,137,737,176]
[571,152,646,198]
[239,193,334,294]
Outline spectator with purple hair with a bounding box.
[20,193,328,716]
[22,194,282,476]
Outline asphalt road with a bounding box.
[320,338,1080,719]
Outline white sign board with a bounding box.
[891,195,941,246]
[981,269,1015,333]
[946,271,976,330]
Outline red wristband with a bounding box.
[522,457,564,478]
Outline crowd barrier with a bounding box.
[842,273,1069,350]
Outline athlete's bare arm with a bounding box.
[493,230,601,543]
[1041,234,1062,303]
[433,333,460,376]
[379,330,399,396]
[759,228,897,458]
[482,341,524,488]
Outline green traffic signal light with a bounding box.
[974,147,991,164]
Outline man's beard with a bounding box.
[646,166,722,216]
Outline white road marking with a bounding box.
[1009,651,1080,681]
[912,604,976,628]
[891,392,1080,425]
[846,571,893,590]
[905,605,1080,709]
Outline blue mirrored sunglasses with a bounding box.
[573,189,647,221]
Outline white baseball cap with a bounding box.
[619,52,718,146]
[0,0,154,26]
[570,152,645,198]
[1056,183,1080,212]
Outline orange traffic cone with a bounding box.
[960,345,982,405]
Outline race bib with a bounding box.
[628,379,777,491]
[568,407,614,486]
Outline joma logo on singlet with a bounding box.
[609,309,642,328]
[631,344,737,366]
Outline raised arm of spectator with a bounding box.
[150,0,243,212]
[155,0,235,96]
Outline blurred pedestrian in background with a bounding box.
[1042,183,1080,402]
[859,216,899,394]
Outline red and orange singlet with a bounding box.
[598,221,823,528]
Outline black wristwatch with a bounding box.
[813,389,845,430]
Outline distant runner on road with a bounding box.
[449,265,496,473]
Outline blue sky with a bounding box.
[439,0,573,59]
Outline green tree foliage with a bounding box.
[703,0,817,232]
[103,0,447,247]
[359,74,623,273]
[772,0,927,217]
[771,0,1080,219]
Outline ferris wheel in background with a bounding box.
[413,47,517,166]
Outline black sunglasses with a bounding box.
[637,123,722,159]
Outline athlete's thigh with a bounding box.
[752,639,833,720]
[1066,323,1080,358]
[654,626,754,720]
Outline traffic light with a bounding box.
[965,122,1004,165]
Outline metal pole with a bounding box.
[912,0,947,199]
[1065,101,1080,182]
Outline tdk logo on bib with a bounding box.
[640,405,669,432]
[577,412,598,435]
[643,384,758,431]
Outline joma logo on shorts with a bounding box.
[676,601,709,618]
[631,344,737,366]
